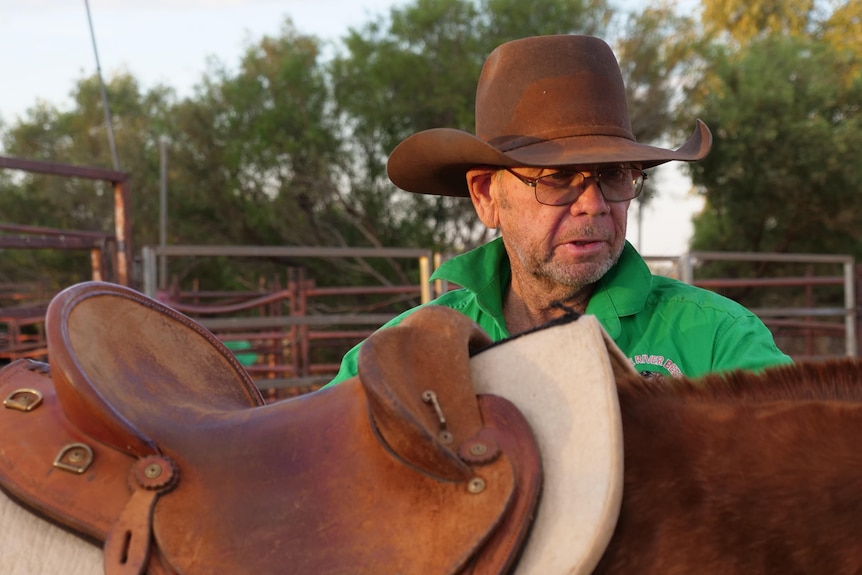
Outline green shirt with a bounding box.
[325,238,792,386]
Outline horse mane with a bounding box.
[509,312,862,404]
[616,358,862,403]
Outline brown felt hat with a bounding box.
[387,34,712,197]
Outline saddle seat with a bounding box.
[0,282,542,575]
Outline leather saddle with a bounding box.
[0,282,542,575]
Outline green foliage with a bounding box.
[162,25,374,289]
[690,35,862,258]
[167,25,339,245]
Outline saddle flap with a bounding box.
[45,282,265,457]
[148,372,540,574]
[358,306,493,481]
[0,359,135,542]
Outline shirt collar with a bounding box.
[431,237,509,318]
[433,238,652,338]
[586,241,653,338]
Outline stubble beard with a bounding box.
[508,231,625,296]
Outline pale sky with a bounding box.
[1,0,702,255]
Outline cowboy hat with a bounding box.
[387,34,712,197]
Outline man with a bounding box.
[326,34,791,386]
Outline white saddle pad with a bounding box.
[471,314,633,575]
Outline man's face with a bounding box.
[470,166,631,305]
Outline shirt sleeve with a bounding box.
[710,314,794,374]
[322,340,363,388]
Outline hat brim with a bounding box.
[387,119,711,197]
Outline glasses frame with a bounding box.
[504,166,648,206]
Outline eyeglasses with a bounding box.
[504,167,648,206]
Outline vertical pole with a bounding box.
[89,248,103,282]
[804,266,813,357]
[856,264,862,358]
[141,247,156,297]
[433,252,443,297]
[679,253,693,285]
[83,0,120,171]
[419,255,431,303]
[299,269,310,379]
[159,136,169,290]
[844,259,856,357]
[113,180,130,286]
[289,268,300,380]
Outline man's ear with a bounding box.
[466,168,499,229]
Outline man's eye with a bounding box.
[601,168,627,182]
[547,171,578,184]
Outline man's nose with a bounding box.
[569,178,609,214]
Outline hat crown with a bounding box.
[475,35,634,152]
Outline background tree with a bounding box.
[167,25,339,247]
[328,0,617,253]
[159,25,359,289]
[8,0,858,303]
[683,0,862,265]
[0,73,176,288]
[0,0,716,294]
[690,35,862,257]
[681,17,862,324]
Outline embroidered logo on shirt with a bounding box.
[629,354,683,378]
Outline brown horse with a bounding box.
[596,359,862,574]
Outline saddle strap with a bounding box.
[104,486,157,575]
[104,456,178,575]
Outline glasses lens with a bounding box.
[541,170,582,189]
[534,171,582,205]
[597,168,641,201]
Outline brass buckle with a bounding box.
[3,388,43,412]
[53,443,94,474]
